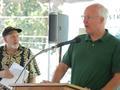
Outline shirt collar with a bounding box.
[3,44,23,52]
[85,29,109,42]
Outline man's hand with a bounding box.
[42,80,51,83]
[0,69,14,78]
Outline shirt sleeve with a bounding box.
[28,50,40,79]
[112,42,120,73]
[62,44,74,68]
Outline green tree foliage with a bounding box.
[3,0,48,16]
[2,0,48,36]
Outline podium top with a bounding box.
[11,83,87,90]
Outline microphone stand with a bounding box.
[15,37,81,83]
[59,46,62,63]
[15,46,56,83]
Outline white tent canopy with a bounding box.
[39,0,93,12]
[39,0,93,3]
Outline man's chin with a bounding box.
[11,45,19,49]
[86,30,93,35]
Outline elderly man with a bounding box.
[0,26,40,89]
[49,3,120,90]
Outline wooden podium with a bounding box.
[12,83,86,90]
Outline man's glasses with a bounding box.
[81,15,100,20]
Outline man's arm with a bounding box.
[102,73,120,90]
[52,62,69,83]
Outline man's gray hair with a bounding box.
[89,3,109,22]
[97,4,108,22]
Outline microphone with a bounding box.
[15,36,81,83]
[53,36,81,48]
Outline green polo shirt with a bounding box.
[62,31,120,90]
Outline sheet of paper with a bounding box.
[0,62,29,89]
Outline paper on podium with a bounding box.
[0,62,29,89]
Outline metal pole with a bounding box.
[59,46,62,63]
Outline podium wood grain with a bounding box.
[12,83,85,90]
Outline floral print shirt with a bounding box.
[0,45,40,83]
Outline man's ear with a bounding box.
[3,37,7,42]
[101,17,104,23]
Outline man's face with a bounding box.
[83,6,102,35]
[4,31,20,49]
